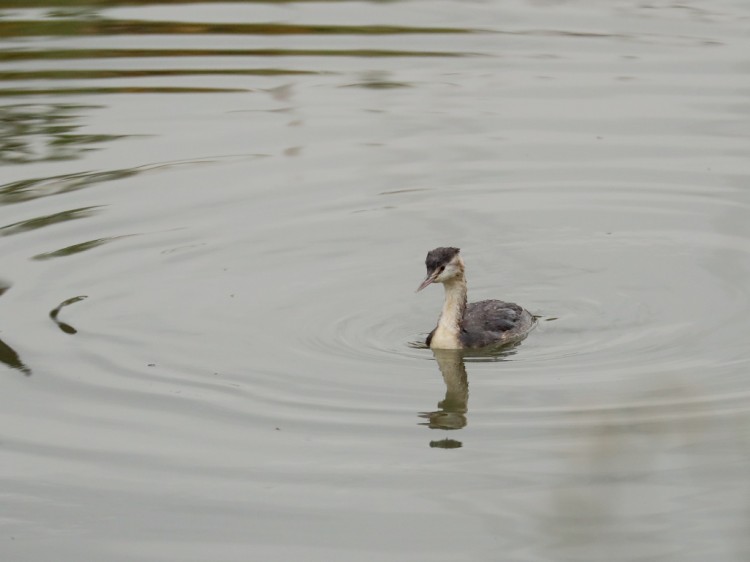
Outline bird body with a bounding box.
[417,247,534,350]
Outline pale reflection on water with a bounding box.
[543,384,750,561]
[422,345,750,559]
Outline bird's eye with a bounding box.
[438,266,445,273]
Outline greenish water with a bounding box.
[2,1,750,560]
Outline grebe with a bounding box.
[416,247,535,349]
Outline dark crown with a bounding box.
[425,247,460,271]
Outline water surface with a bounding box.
[2,0,750,560]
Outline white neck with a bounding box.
[430,276,467,349]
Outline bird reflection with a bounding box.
[419,349,469,448]
[0,279,29,375]
[417,344,525,449]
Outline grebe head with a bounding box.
[416,247,464,291]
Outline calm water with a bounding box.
[2,0,750,560]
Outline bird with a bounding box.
[416,247,535,349]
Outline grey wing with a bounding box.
[463,300,524,333]
[460,300,535,349]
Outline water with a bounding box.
[2,1,750,560]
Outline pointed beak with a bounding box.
[416,272,437,292]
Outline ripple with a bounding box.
[0,86,249,97]
[0,103,126,164]
[0,206,102,236]
[297,300,427,364]
[250,177,750,395]
[0,48,475,62]
[0,337,31,376]
[35,166,749,435]
[32,235,131,260]
[0,69,324,80]
[0,156,255,205]
[0,19,482,38]
[0,278,12,297]
[49,295,87,335]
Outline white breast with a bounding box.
[429,325,462,349]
